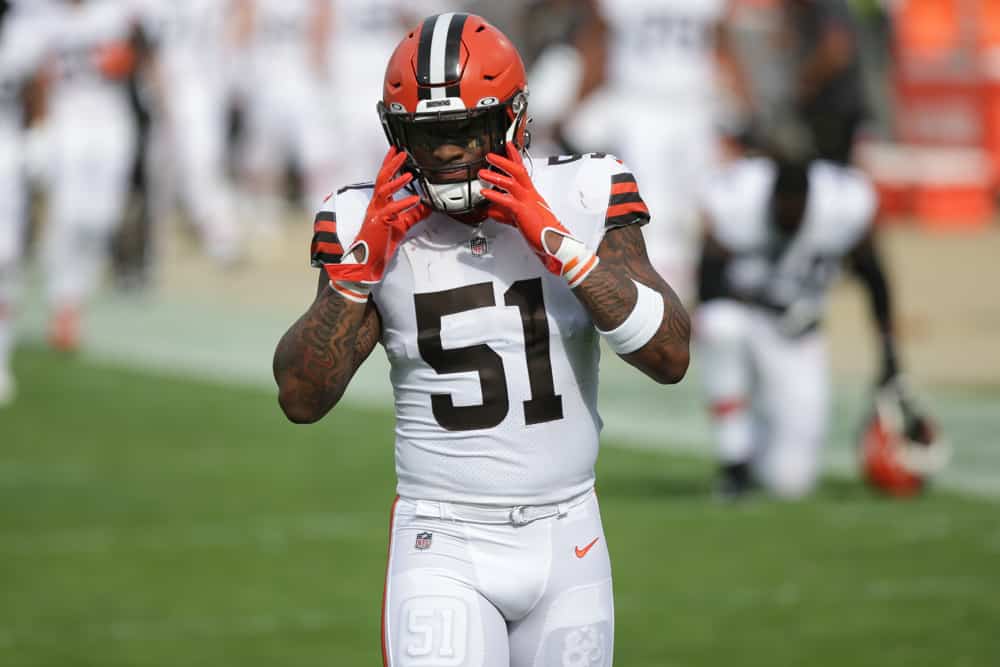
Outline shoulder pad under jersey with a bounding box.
[309,182,374,268]
[531,152,651,250]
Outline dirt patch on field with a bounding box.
[827,222,1000,387]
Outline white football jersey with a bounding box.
[699,157,875,322]
[313,154,651,505]
[596,0,728,100]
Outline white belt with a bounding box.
[409,489,593,528]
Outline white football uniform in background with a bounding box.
[41,0,138,318]
[329,0,407,184]
[315,153,648,665]
[566,0,729,302]
[697,158,875,497]
[0,8,48,401]
[138,0,239,263]
[241,0,336,210]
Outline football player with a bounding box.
[562,0,750,303]
[696,154,913,499]
[0,2,47,403]
[234,0,337,221]
[134,0,241,266]
[35,0,142,351]
[273,14,690,665]
[327,0,421,185]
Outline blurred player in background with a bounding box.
[0,1,46,404]
[136,0,242,267]
[696,154,910,499]
[40,0,140,351]
[774,0,869,164]
[234,0,336,228]
[274,13,689,663]
[563,0,749,303]
[328,0,413,185]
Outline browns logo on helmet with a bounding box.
[378,13,530,214]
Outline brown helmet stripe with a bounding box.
[415,15,436,99]
[443,13,468,98]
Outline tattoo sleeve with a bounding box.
[273,272,381,422]
[573,224,691,383]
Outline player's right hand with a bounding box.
[324,147,431,285]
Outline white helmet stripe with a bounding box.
[428,12,455,91]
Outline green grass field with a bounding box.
[2,347,998,667]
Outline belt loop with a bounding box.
[557,502,569,518]
[509,506,526,526]
[414,500,443,519]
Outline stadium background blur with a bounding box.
[1,1,998,665]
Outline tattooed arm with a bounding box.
[568,224,691,384]
[273,272,381,423]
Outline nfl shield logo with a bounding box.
[415,532,433,550]
[470,236,488,257]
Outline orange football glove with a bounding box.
[324,147,430,298]
[479,143,599,287]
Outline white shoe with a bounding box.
[0,369,15,406]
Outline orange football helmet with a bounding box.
[860,381,949,497]
[378,13,529,214]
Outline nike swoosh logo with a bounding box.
[574,537,600,559]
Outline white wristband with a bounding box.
[328,253,370,304]
[549,230,599,288]
[597,279,664,354]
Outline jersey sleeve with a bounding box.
[308,183,373,268]
[598,157,651,231]
[309,197,343,268]
[811,163,876,252]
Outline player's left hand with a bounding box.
[878,374,937,446]
[479,144,597,286]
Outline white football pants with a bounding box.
[696,300,830,498]
[242,74,337,208]
[383,489,613,667]
[0,126,25,301]
[0,125,25,368]
[43,93,136,308]
[160,72,238,259]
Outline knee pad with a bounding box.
[759,445,820,500]
[697,302,752,403]
[696,301,750,346]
